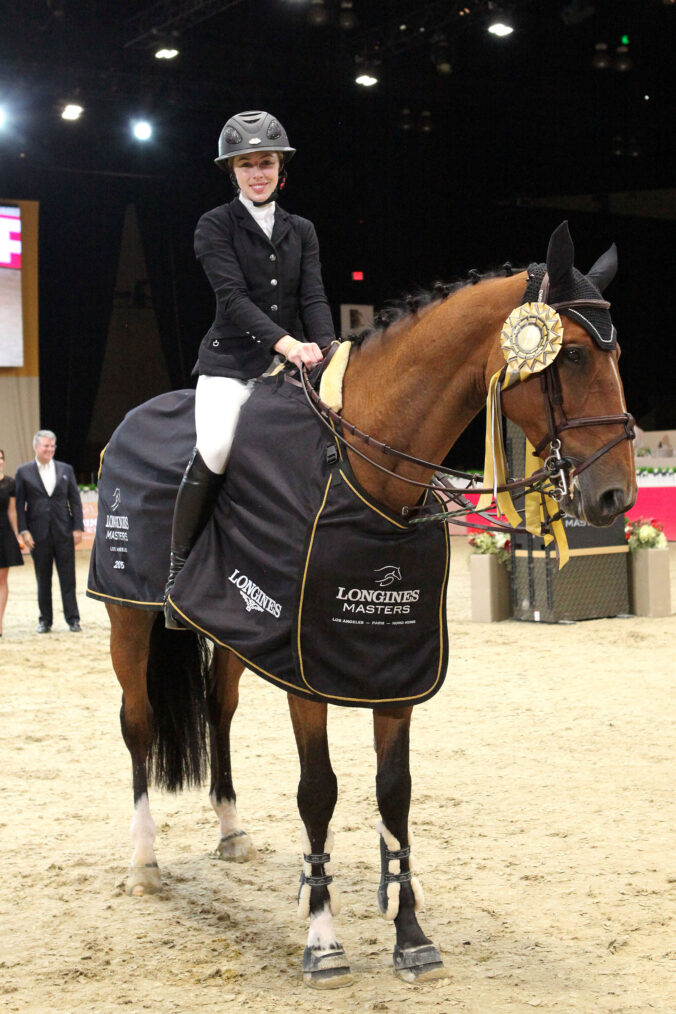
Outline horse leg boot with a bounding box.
[288,696,353,989]
[374,706,447,983]
[164,448,223,629]
[208,647,257,862]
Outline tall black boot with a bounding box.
[164,448,223,629]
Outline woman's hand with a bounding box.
[274,335,324,369]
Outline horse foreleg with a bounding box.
[374,706,446,983]
[208,648,256,862]
[107,604,162,896]
[288,694,352,989]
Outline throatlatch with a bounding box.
[377,821,424,921]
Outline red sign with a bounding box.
[0,209,22,269]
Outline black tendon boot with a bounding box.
[164,448,223,629]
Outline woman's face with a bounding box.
[232,150,280,203]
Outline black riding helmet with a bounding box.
[215,110,295,167]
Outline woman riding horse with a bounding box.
[164,110,334,627]
[97,222,636,988]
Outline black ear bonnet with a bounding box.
[522,222,618,350]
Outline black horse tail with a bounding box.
[145,614,211,792]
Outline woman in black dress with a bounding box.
[0,448,24,636]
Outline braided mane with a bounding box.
[345,262,522,347]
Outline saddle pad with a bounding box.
[87,389,196,609]
[89,376,450,707]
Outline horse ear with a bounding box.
[586,243,618,292]
[546,221,575,288]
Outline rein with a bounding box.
[297,282,634,537]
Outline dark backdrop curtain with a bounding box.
[37,173,126,471]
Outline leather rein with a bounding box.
[298,288,634,530]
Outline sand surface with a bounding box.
[1,541,675,1013]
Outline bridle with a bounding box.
[297,285,634,534]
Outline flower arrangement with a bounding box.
[624,517,667,552]
[468,529,511,568]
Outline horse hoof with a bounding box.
[302,944,353,989]
[215,829,256,863]
[126,862,162,896]
[393,943,447,983]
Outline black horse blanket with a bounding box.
[88,375,450,707]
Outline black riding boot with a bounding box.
[164,448,223,629]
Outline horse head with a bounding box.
[498,222,636,527]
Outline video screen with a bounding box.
[0,205,24,367]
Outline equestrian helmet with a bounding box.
[215,110,296,170]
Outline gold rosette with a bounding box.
[500,302,563,379]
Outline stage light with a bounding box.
[155,44,179,60]
[419,110,434,133]
[488,19,513,36]
[338,1,358,30]
[398,107,415,131]
[352,270,364,281]
[307,0,329,26]
[613,44,632,72]
[0,107,6,129]
[431,35,453,75]
[61,103,84,121]
[132,120,152,141]
[591,41,611,69]
[354,57,379,86]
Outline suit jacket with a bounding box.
[14,460,84,543]
[194,198,335,380]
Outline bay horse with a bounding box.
[104,223,636,987]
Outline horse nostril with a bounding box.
[599,487,627,518]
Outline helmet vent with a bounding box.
[240,111,264,125]
[224,126,242,144]
[267,119,282,140]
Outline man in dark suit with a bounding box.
[15,429,84,633]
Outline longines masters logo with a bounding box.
[335,565,420,616]
[105,486,128,569]
[229,568,282,618]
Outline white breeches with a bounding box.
[195,375,254,474]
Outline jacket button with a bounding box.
[270,278,278,286]
[269,253,276,261]
[212,339,220,347]
[270,304,278,311]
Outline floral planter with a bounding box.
[630,549,672,617]
[470,553,511,622]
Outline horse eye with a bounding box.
[563,347,583,365]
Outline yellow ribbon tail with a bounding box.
[523,438,570,568]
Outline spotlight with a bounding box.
[132,120,152,141]
[488,19,513,36]
[61,103,84,121]
[307,0,329,27]
[487,4,514,36]
[591,42,611,69]
[338,0,358,30]
[0,107,7,129]
[398,107,415,131]
[419,110,434,133]
[155,44,179,60]
[431,35,452,75]
[354,56,379,86]
[613,44,632,71]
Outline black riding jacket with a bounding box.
[194,197,335,380]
